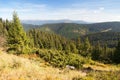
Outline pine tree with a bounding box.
[84,38,91,51]
[0,20,6,47]
[7,12,29,54]
[76,37,83,54]
[0,21,3,34]
[82,37,92,57]
[113,41,120,63]
[65,43,71,53]
[70,43,77,53]
[92,42,102,60]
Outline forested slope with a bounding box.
[82,32,120,47]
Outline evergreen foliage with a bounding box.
[82,32,120,47]
[38,49,89,69]
[113,41,120,63]
[27,28,78,53]
[92,42,115,63]
[7,12,30,54]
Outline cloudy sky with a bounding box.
[0,0,120,22]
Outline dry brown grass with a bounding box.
[83,62,120,71]
[1,49,119,80]
[0,50,86,80]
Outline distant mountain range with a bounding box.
[23,22,120,37]
[22,19,88,25]
[23,21,120,47]
[36,22,120,38]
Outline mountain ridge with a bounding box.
[22,19,88,25]
[23,21,120,40]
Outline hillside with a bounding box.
[23,23,89,39]
[0,49,120,80]
[0,50,87,80]
[82,32,120,47]
[39,23,88,39]
[22,24,40,31]
[23,22,120,39]
[83,22,120,33]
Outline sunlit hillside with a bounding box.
[0,50,87,80]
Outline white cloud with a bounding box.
[0,8,14,12]
[18,7,120,22]
[0,3,47,19]
[93,7,105,13]
[99,7,105,10]
[0,3,47,12]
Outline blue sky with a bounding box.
[0,0,120,22]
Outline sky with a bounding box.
[0,0,120,22]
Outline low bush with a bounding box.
[37,49,91,69]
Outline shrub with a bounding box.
[37,49,91,69]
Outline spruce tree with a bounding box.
[70,43,77,53]
[92,42,102,60]
[7,12,29,54]
[113,41,120,63]
[76,37,83,54]
[0,18,2,22]
[84,38,91,51]
[82,37,92,57]
[0,22,3,34]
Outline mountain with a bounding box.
[39,23,88,39]
[22,21,120,39]
[22,23,40,31]
[37,22,120,39]
[22,19,88,25]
